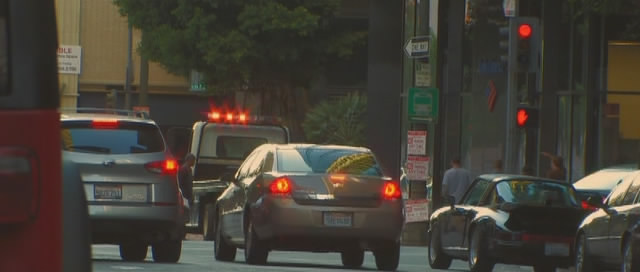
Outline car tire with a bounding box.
[119,242,148,262]
[373,241,400,271]
[151,239,182,263]
[244,219,268,265]
[428,228,452,269]
[622,237,640,272]
[202,204,215,241]
[468,228,495,272]
[575,233,595,272]
[341,249,364,268]
[214,214,237,262]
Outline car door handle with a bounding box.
[102,160,115,167]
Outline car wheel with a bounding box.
[214,214,236,262]
[244,218,268,265]
[468,228,495,272]
[119,242,147,262]
[575,233,594,272]
[622,237,640,272]
[341,249,364,268]
[428,228,452,269]
[202,204,215,241]
[373,241,400,271]
[151,239,182,263]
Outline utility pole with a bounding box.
[139,31,149,107]
[124,22,133,110]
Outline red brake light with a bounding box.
[383,182,402,200]
[145,159,178,175]
[269,177,292,194]
[226,113,233,121]
[238,113,247,122]
[0,147,39,224]
[581,200,598,211]
[92,119,119,129]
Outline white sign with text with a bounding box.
[57,45,82,74]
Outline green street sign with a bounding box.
[408,87,439,121]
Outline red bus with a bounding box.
[0,0,90,271]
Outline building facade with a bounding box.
[417,0,640,208]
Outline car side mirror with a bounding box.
[448,195,456,209]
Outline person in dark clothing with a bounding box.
[542,152,567,181]
[178,153,196,206]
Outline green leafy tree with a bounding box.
[302,93,366,146]
[113,0,367,115]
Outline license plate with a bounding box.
[94,185,122,200]
[544,242,570,256]
[323,212,352,227]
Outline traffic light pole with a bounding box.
[504,18,520,174]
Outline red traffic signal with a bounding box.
[515,106,538,128]
[518,24,532,39]
[517,108,529,126]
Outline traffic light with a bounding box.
[512,17,540,73]
[515,106,539,128]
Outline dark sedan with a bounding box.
[575,169,640,272]
[428,174,590,272]
[213,144,405,271]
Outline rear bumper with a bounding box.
[88,204,184,244]
[250,195,404,251]
[489,239,574,267]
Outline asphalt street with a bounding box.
[92,240,544,272]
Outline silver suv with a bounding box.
[61,109,186,263]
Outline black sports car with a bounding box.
[428,174,591,272]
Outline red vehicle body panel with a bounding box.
[0,110,61,271]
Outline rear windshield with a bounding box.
[491,180,579,207]
[277,148,383,177]
[216,136,267,159]
[573,170,634,191]
[61,121,164,154]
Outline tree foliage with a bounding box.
[302,93,366,146]
[113,0,367,92]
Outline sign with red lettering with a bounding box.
[406,156,429,180]
[407,130,427,155]
[405,199,430,223]
[57,45,82,74]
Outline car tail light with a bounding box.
[92,119,119,129]
[238,113,247,122]
[383,182,402,200]
[0,147,39,224]
[269,177,292,195]
[145,159,178,175]
[581,200,598,211]
[225,113,234,122]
